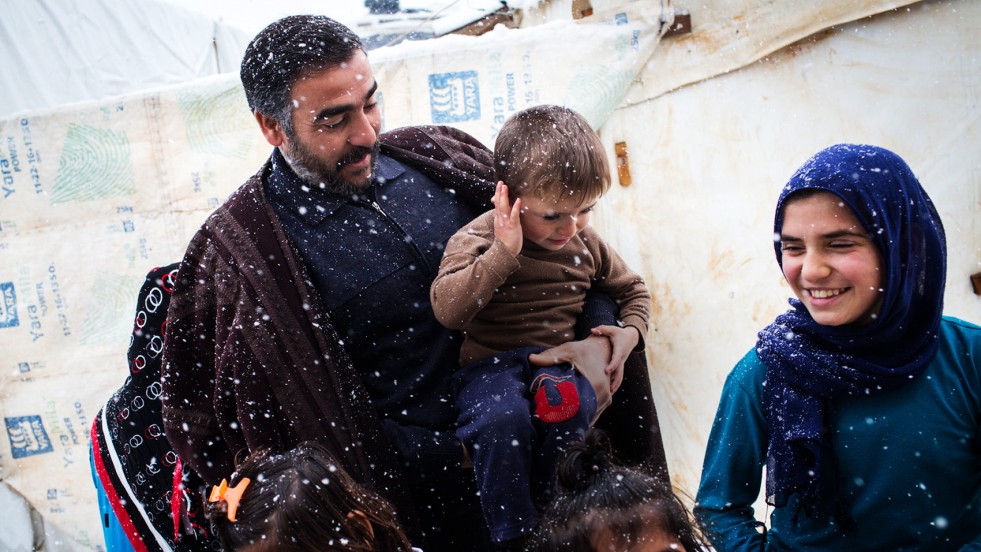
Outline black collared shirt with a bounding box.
[265,148,477,431]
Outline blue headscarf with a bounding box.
[756,144,947,515]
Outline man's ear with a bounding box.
[254,110,286,147]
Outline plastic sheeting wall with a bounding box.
[0,0,978,548]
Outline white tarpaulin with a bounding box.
[0,0,254,121]
[0,0,977,548]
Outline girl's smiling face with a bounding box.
[779,191,884,326]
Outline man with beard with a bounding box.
[161,15,668,551]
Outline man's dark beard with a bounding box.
[283,135,380,196]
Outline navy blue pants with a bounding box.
[453,346,597,542]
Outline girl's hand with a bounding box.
[493,181,522,255]
[590,325,640,393]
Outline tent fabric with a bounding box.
[0,0,977,548]
[622,0,922,106]
[0,0,252,120]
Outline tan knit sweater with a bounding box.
[431,210,651,365]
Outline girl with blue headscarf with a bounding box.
[694,144,980,551]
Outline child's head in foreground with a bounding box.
[530,428,707,552]
[205,441,414,552]
[494,105,611,250]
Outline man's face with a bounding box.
[279,50,382,194]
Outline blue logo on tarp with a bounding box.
[428,71,480,123]
[0,282,18,328]
[5,416,54,458]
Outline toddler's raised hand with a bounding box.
[493,181,523,255]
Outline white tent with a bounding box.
[0,0,256,120]
[0,0,977,549]
[0,0,514,121]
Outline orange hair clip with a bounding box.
[208,477,251,522]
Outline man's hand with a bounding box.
[493,181,523,255]
[590,325,640,395]
[529,334,616,417]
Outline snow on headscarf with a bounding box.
[756,144,947,516]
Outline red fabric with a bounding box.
[172,459,183,541]
[531,374,580,424]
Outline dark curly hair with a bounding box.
[239,15,365,134]
[205,442,414,552]
[528,428,709,551]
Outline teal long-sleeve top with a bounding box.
[695,316,981,551]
